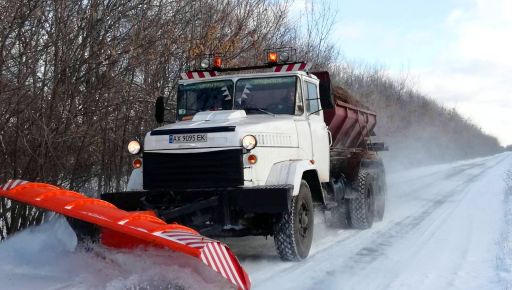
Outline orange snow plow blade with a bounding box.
[0,180,250,290]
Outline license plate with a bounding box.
[169,133,207,143]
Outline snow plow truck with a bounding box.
[104,48,388,261]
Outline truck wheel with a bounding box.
[374,168,386,221]
[348,169,375,229]
[273,180,314,261]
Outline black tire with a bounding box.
[374,168,386,221]
[348,169,375,229]
[273,180,314,261]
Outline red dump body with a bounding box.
[312,71,376,151]
[323,100,376,150]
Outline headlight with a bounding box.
[241,135,257,150]
[127,140,141,155]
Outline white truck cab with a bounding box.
[142,71,329,191]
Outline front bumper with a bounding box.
[102,184,293,216]
[230,185,293,213]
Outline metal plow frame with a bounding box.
[0,180,250,290]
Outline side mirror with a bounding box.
[155,96,165,123]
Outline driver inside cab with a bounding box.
[271,87,295,114]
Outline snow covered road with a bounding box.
[228,152,512,290]
[0,153,511,290]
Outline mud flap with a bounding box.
[0,180,251,290]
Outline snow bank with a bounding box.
[0,217,232,290]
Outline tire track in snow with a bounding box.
[388,157,493,190]
[320,158,500,283]
[390,160,488,201]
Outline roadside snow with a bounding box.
[0,218,231,290]
[497,168,512,289]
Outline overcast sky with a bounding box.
[294,0,512,146]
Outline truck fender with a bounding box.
[127,168,143,191]
[265,160,321,199]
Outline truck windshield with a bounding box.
[234,76,297,115]
[177,80,234,120]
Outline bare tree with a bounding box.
[0,0,294,239]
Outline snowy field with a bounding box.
[0,152,511,290]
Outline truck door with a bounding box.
[304,81,330,182]
[294,80,313,161]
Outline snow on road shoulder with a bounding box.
[497,167,512,289]
[0,217,231,290]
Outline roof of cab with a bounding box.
[178,70,318,85]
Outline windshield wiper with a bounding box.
[243,107,275,116]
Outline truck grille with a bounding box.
[143,149,244,190]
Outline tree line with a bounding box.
[330,64,502,169]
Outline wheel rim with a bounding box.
[298,201,310,238]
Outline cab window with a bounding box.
[176,80,234,120]
[234,76,297,115]
[305,82,320,115]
